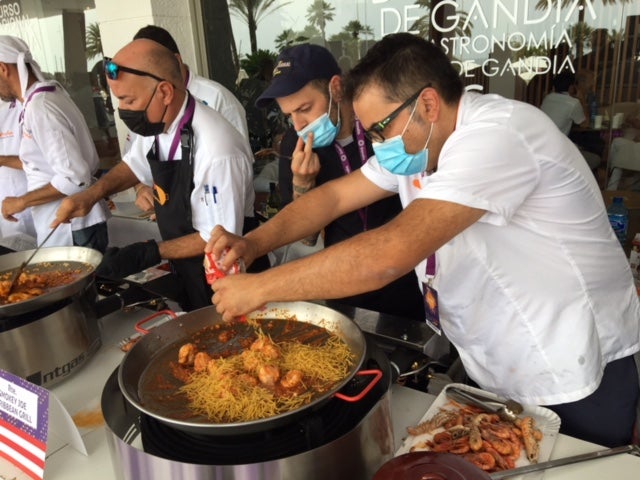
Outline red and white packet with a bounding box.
[204,249,245,284]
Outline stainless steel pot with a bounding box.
[118,301,370,435]
[0,281,101,388]
[0,246,103,388]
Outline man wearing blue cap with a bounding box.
[255,43,423,320]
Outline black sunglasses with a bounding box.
[364,84,431,143]
[103,57,165,82]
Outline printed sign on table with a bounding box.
[0,369,48,480]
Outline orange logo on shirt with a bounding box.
[412,179,421,189]
[154,184,169,205]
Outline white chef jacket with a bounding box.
[122,96,254,241]
[361,92,640,406]
[540,92,585,136]
[20,81,109,246]
[123,69,249,157]
[0,100,35,240]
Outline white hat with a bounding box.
[0,35,45,98]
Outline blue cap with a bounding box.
[255,44,341,108]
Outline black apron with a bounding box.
[148,95,210,311]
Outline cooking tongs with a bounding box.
[445,385,523,422]
[3,226,58,298]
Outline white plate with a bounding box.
[396,383,561,480]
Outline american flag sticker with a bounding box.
[0,369,49,480]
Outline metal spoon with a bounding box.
[445,386,521,422]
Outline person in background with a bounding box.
[129,25,249,216]
[255,43,424,320]
[206,33,639,448]
[0,35,109,252]
[569,69,605,160]
[540,70,600,173]
[53,39,255,311]
[0,99,35,246]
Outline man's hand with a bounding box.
[96,240,161,279]
[134,184,155,213]
[290,133,319,193]
[205,225,259,272]
[1,196,25,221]
[51,190,97,228]
[211,273,266,322]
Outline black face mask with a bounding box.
[118,83,167,136]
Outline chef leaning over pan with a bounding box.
[53,38,256,312]
[207,33,640,448]
[0,35,109,252]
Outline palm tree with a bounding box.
[85,23,103,61]
[306,0,335,46]
[275,29,310,52]
[344,20,373,41]
[535,0,632,59]
[229,0,292,54]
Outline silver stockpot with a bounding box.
[0,247,103,387]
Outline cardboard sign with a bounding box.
[0,369,48,480]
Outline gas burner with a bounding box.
[102,336,396,479]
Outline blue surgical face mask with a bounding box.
[372,101,433,176]
[296,88,341,148]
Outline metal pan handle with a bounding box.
[334,369,383,402]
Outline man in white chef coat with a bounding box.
[0,35,109,252]
[52,39,256,312]
[127,25,249,217]
[0,98,35,245]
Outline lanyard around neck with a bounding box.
[333,119,369,229]
[156,94,196,162]
[20,85,56,122]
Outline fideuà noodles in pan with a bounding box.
[137,317,355,424]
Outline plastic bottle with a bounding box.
[607,196,629,245]
[266,182,280,218]
[589,95,598,128]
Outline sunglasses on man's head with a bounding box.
[103,57,165,82]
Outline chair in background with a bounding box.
[607,137,640,190]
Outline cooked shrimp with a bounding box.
[193,352,212,372]
[257,364,280,386]
[178,343,197,366]
[250,336,280,359]
[280,369,303,389]
[464,452,496,471]
[517,416,540,463]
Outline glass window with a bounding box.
[0,0,117,170]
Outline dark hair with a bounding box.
[134,25,180,55]
[344,33,463,106]
[552,70,576,93]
